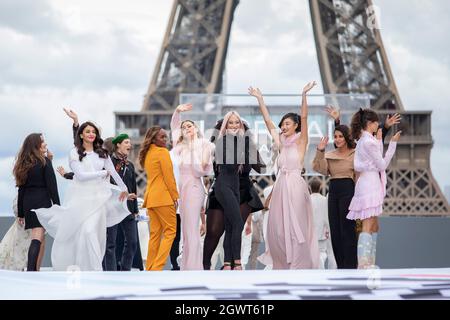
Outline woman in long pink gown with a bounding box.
[171,103,213,270]
[249,82,320,269]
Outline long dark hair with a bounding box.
[278,113,301,133]
[75,121,108,161]
[138,126,162,169]
[334,125,356,149]
[350,108,379,140]
[13,133,46,186]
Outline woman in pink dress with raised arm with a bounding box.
[348,108,401,268]
[171,103,214,270]
[248,82,320,269]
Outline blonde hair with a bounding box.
[219,111,245,137]
[177,120,203,145]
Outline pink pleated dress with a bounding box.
[261,132,320,269]
[347,131,397,220]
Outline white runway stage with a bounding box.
[1,268,450,300]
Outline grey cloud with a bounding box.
[375,0,450,65]
[0,0,161,91]
[0,0,63,35]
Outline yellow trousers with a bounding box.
[146,205,177,271]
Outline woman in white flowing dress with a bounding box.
[35,121,129,271]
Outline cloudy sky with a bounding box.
[0,0,449,214]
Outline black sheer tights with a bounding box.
[202,203,252,270]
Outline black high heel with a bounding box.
[232,262,242,270]
[221,262,232,270]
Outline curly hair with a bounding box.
[138,126,162,169]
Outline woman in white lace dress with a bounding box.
[35,121,130,271]
[0,195,32,271]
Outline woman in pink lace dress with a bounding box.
[348,108,401,268]
[248,82,320,269]
[170,103,214,270]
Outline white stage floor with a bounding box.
[1,268,450,300]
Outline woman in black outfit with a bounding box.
[102,133,143,271]
[14,133,60,271]
[203,113,265,270]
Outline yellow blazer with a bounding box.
[142,144,179,208]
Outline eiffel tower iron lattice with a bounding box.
[115,0,449,216]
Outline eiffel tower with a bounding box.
[115,0,449,216]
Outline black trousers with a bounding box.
[215,174,243,263]
[328,178,357,269]
[169,214,181,270]
[102,215,139,271]
[116,220,143,271]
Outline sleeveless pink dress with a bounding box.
[171,111,213,270]
[261,132,320,269]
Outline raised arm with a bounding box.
[365,131,401,171]
[171,103,193,147]
[298,81,317,148]
[248,87,280,147]
[63,108,79,144]
[381,113,401,144]
[312,137,330,176]
[325,105,341,127]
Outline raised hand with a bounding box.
[385,113,401,129]
[176,103,193,113]
[56,166,66,177]
[248,86,263,99]
[376,128,383,141]
[302,81,317,95]
[325,105,340,121]
[391,130,402,142]
[317,136,329,151]
[63,107,79,126]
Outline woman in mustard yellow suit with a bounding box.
[138,126,179,271]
